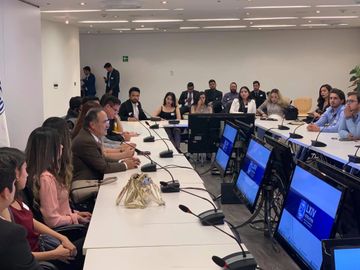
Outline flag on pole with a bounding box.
[0,80,10,147]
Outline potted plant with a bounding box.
[349,65,360,92]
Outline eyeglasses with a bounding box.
[346,99,358,104]
[111,106,119,113]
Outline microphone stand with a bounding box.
[348,145,360,163]
[142,109,161,129]
[178,204,257,270]
[311,112,338,147]
[137,120,155,142]
[120,140,157,172]
[289,122,306,139]
[145,121,173,158]
[278,117,290,130]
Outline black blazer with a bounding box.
[82,73,96,96]
[250,90,267,108]
[0,219,41,270]
[178,90,200,106]
[118,99,148,121]
[105,68,120,94]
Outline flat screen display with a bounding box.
[215,122,238,175]
[234,138,272,213]
[275,163,345,270]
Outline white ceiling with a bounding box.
[27,0,360,34]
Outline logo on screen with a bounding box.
[297,199,317,229]
[247,160,257,178]
[297,199,307,221]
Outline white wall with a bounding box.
[80,29,360,112]
[0,0,43,150]
[42,20,81,119]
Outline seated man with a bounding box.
[0,154,41,270]
[64,96,82,131]
[119,87,148,121]
[222,82,238,108]
[178,82,199,116]
[249,80,266,109]
[72,108,140,180]
[204,79,223,113]
[307,88,345,133]
[339,91,360,140]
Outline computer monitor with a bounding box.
[233,136,273,213]
[274,161,346,270]
[264,135,295,195]
[234,119,255,144]
[215,121,239,177]
[316,160,360,236]
[322,238,360,270]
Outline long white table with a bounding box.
[83,121,240,262]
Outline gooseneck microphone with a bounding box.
[289,122,306,139]
[136,119,155,142]
[178,204,257,270]
[278,117,290,130]
[145,121,173,158]
[311,113,337,147]
[348,145,360,163]
[142,109,161,129]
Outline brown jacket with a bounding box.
[72,128,126,180]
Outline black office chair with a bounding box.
[22,186,87,242]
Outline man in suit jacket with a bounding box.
[104,62,120,98]
[178,82,200,116]
[204,79,223,113]
[0,153,41,270]
[119,87,148,121]
[82,66,96,97]
[250,80,266,108]
[72,108,140,180]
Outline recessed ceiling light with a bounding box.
[303,16,359,19]
[316,4,360,8]
[173,8,184,11]
[249,22,253,25]
[203,25,247,29]
[316,10,320,14]
[244,6,311,9]
[308,20,312,23]
[80,2,86,6]
[105,8,169,11]
[87,31,90,33]
[112,28,131,31]
[179,26,200,29]
[65,20,69,24]
[250,24,296,28]
[78,20,128,23]
[243,17,298,21]
[161,1,168,4]
[187,18,240,22]
[41,9,101,13]
[89,24,93,28]
[258,28,262,30]
[163,29,167,32]
[338,23,349,26]
[300,24,329,27]
[141,25,144,27]
[135,28,154,30]
[132,19,183,23]
[246,12,250,16]
[113,15,118,18]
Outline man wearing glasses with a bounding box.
[339,91,360,140]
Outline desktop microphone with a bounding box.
[178,204,257,270]
[289,122,306,139]
[145,121,173,158]
[311,113,337,148]
[278,117,290,130]
[348,145,360,163]
[142,109,161,129]
[136,119,155,142]
[163,186,224,225]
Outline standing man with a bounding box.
[250,80,266,108]
[338,91,360,140]
[82,66,96,97]
[119,87,148,121]
[204,79,223,113]
[222,82,238,108]
[104,62,120,98]
[178,82,199,116]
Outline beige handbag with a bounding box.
[116,173,165,208]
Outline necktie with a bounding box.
[134,103,139,119]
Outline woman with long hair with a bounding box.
[191,91,212,114]
[25,127,91,228]
[153,92,181,151]
[229,86,256,114]
[257,88,289,118]
[313,84,332,120]
[0,147,84,270]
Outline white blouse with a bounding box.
[229,99,256,114]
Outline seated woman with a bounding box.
[229,86,256,114]
[0,147,84,270]
[312,84,331,120]
[153,92,182,151]
[257,88,289,118]
[26,127,92,228]
[191,91,212,114]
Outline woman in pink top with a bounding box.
[25,127,91,228]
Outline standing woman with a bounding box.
[191,91,213,114]
[25,127,91,228]
[153,92,182,151]
[229,86,256,114]
[257,88,289,118]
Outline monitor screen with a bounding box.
[275,163,345,270]
[334,247,360,269]
[215,122,238,175]
[234,138,272,213]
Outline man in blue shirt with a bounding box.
[339,91,360,140]
[307,88,345,133]
[222,82,238,108]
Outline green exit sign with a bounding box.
[123,56,129,62]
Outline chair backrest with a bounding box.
[292,97,312,114]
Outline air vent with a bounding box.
[101,0,143,9]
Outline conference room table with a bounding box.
[83,121,245,269]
